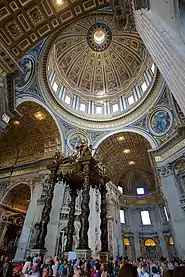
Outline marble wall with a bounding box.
[120,203,172,259]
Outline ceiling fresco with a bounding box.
[94,132,155,185]
[0,0,109,58]
[0,102,61,169]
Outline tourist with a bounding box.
[151,266,160,277]
[142,264,149,277]
[22,256,31,277]
[0,257,5,277]
[137,262,143,277]
[59,259,68,277]
[52,257,59,277]
[29,264,41,277]
[100,264,107,277]
[2,257,12,277]
[119,264,137,277]
[107,259,113,277]
[33,255,39,264]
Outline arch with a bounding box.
[93,130,156,185]
[1,182,32,203]
[1,183,31,212]
[16,97,65,153]
[144,238,156,247]
[124,237,131,246]
[0,100,63,169]
[92,128,157,152]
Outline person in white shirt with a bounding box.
[22,256,31,277]
[137,262,143,277]
[142,264,149,277]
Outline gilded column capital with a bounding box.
[157,163,172,177]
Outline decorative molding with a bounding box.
[0,0,109,58]
[154,138,185,163]
[157,164,172,177]
[133,0,150,10]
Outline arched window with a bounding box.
[124,237,130,246]
[169,235,174,245]
[144,239,156,247]
[133,0,150,10]
[179,1,185,20]
[178,0,185,37]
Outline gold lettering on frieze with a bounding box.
[120,195,162,205]
[155,139,185,163]
[0,166,47,179]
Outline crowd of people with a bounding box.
[0,255,185,277]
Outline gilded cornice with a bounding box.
[0,158,52,179]
[151,127,185,163]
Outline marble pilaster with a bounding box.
[133,232,141,259]
[107,182,124,258]
[158,164,185,258]
[134,8,185,114]
[158,231,169,259]
[13,182,43,261]
[45,181,65,257]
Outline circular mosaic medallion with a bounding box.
[68,133,89,150]
[87,23,112,52]
[148,107,173,136]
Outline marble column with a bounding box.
[13,182,43,261]
[78,165,90,249]
[134,8,185,114]
[65,187,77,252]
[158,164,185,258]
[100,182,108,252]
[45,181,66,257]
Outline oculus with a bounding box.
[87,23,112,52]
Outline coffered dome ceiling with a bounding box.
[45,13,156,121]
